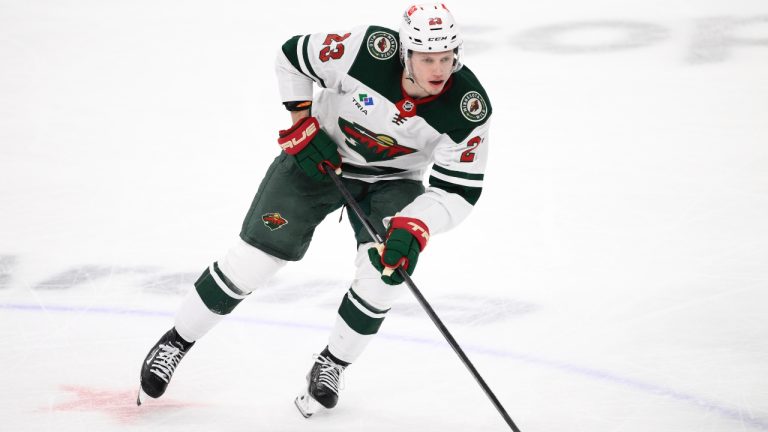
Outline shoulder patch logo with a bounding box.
[367,31,398,60]
[262,212,288,231]
[460,91,488,122]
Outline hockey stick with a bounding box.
[323,164,522,432]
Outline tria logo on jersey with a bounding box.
[359,94,374,106]
[352,94,373,115]
[338,117,416,162]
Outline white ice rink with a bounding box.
[1,1,767,431]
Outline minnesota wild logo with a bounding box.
[367,31,398,60]
[262,212,288,231]
[338,117,416,162]
[460,91,488,122]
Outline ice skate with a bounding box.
[294,348,348,418]
[137,328,194,406]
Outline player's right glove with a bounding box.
[368,216,430,285]
[277,116,341,181]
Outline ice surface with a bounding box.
[1,1,767,431]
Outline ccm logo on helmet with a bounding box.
[428,36,448,41]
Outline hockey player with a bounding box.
[138,3,491,418]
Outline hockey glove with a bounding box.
[277,116,341,181]
[367,216,430,285]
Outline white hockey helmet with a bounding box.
[399,3,464,74]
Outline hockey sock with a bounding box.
[338,287,389,335]
[174,286,224,343]
[328,287,390,363]
[194,262,248,314]
[174,262,247,342]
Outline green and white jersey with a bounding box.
[276,25,492,234]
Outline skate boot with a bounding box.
[294,347,349,418]
[137,327,194,405]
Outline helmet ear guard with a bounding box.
[452,45,464,72]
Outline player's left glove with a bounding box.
[367,216,430,285]
[277,116,341,181]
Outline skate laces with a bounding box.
[149,343,186,383]
[313,354,346,395]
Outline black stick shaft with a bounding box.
[325,166,521,432]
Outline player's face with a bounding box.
[409,50,454,95]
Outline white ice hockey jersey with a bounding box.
[275,25,491,234]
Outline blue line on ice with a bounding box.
[2,302,765,430]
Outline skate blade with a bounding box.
[137,388,150,406]
[294,392,323,418]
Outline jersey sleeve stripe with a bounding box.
[430,168,484,188]
[432,164,484,181]
[429,175,482,205]
[299,35,326,88]
[281,35,313,80]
